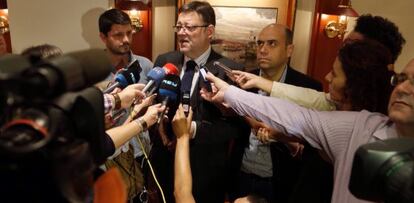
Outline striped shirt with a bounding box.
[224,86,398,203]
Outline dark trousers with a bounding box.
[236,171,275,203]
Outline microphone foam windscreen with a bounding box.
[119,61,141,87]
[157,74,181,104]
[163,63,179,76]
[147,67,166,84]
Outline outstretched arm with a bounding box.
[172,105,195,203]
[107,103,164,149]
[232,70,273,93]
[204,72,358,162]
[232,70,335,111]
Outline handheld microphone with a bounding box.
[156,74,181,123]
[181,92,191,116]
[103,60,141,93]
[142,67,166,94]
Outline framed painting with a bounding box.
[211,6,277,70]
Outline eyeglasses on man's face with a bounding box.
[391,73,414,87]
[173,25,209,32]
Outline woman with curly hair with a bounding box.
[326,39,393,114]
[233,39,393,115]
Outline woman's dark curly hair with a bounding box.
[338,39,393,114]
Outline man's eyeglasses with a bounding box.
[390,73,414,86]
[173,25,209,32]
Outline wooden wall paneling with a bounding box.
[131,9,152,60]
[0,0,6,9]
[115,0,153,60]
[307,0,344,91]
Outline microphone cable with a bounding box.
[135,125,166,203]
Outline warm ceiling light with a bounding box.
[324,0,358,39]
[128,9,143,32]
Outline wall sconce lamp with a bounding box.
[128,9,144,32]
[324,0,358,39]
[0,16,9,34]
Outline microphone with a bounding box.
[142,67,166,94]
[156,74,181,123]
[142,63,179,94]
[103,60,141,94]
[199,65,212,92]
[163,63,179,76]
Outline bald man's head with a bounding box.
[256,24,294,73]
[260,23,293,46]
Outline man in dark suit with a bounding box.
[149,1,250,203]
[227,24,327,203]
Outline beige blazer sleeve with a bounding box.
[270,82,336,111]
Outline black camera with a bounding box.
[349,137,414,203]
[0,49,111,202]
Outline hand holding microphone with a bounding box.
[232,70,273,93]
[117,83,146,109]
[172,104,193,140]
[140,103,166,128]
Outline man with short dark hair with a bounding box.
[228,23,323,203]
[150,1,250,203]
[99,8,152,80]
[98,8,153,201]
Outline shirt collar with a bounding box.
[259,64,288,83]
[372,119,399,140]
[184,46,211,69]
[110,51,135,73]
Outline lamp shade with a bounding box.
[323,0,359,17]
[115,0,151,10]
[331,6,359,17]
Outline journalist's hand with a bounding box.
[118,83,145,108]
[172,105,193,139]
[141,103,165,127]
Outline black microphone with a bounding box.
[156,74,181,123]
[103,60,141,94]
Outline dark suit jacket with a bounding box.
[228,66,328,203]
[150,50,250,203]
